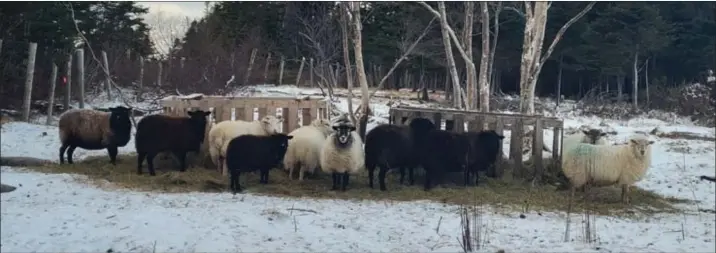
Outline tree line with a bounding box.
[1,2,714,112]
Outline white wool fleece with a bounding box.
[562,135,653,189]
[207,115,282,168]
[320,131,364,174]
[283,121,333,176]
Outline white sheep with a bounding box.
[207,115,283,174]
[562,129,608,152]
[283,118,333,181]
[319,120,364,191]
[562,134,654,204]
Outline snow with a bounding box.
[2,85,715,252]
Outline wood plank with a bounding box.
[221,107,231,122]
[552,126,562,176]
[213,107,224,123]
[532,118,544,180]
[282,107,290,133]
[493,118,505,178]
[510,119,523,179]
[453,114,465,133]
[445,119,454,131]
[244,107,254,121]
[258,107,267,120]
[301,106,313,126]
[235,107,246,121]
[432,113,442,130]
[287,105,299,132]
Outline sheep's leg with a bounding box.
[399,167,406,185]
[260,168,270,184]
[230,170,242,194]
[107,146,118,165]
[331,172,339,191]
[298,167,305,182]
[146,153,157,176]
[378,167,389,191]
[423,167,434,191]
[136,152,146,175]
[408,167,415,186]
[59,143,69,164]
[173,151,187,172]
[367,166,375,189]
[621,185,630,204]
[341,172,349,191]
[463,166,471,187]
[66,146,77,164]
[474,169,481,187]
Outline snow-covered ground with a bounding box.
[2,85,715,252]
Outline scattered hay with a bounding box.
[24,154,690,217]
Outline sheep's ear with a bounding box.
[648,140,654,145]
[498,135,505,140]
[203,111,211,116]
[629,139,637,145]
[286,135,294,140]
[599,132,607,137]
[332,126,340,131]
[582,130,590,135]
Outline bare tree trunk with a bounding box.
[64,53,73,112]
[46,63,58,125]
[263,53,272,84]
[478,2,490,113]
[138,56,144,89]
[77,49,85,109]
[487,2,502,96]
[244,48,257,86]
[645,58,650,104]
[341,7,357,124]
[632,46,639,109]
[295,57,306,86]
[617,75,623,103]
[347,2,371,140]
[518,1,596,114]
[309,58,314,87]
[419,1,467,109]
[22,43,38,122]
[0,39,3,56]
[556,54,563,107]
[157,61,163,87]
[463,1,477,110]
[101,51,112,100]
[279,56,285,86]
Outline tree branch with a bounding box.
[369,17,436,97]
[537,2,596,69]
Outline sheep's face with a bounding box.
[108,106,132,128]
[261,115,283,134]
[270,134,293,161]
[332,125,356,145]
[187,110,212,140]
[582,129,607,144]
[629,138,654,157]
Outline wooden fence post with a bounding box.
[101,51,112,100]
[64,53,73,112]
[295,57,305,86]
[157,61,162,87]
[0,39,3,56]
[46,63,58,125]
[138,56,144,89]
[278,56,285,86]
[76,49,85,109]
[22,42,38,122]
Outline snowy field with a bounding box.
[1,85,715,252]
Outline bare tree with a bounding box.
[419,1,472,109]
[145,10,193,56]
[516,1,596,114]
[477,2,491,113]
[345,2,371,139]
[296,5,341,97]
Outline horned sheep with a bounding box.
[207,115,283,173]
[319,115,364,191]
[561,134,654,204]
[58,106,132,165]
[135,110,212,176]
[282,118,333,181]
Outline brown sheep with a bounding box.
[58,106,132,165]
[135,110,211,176]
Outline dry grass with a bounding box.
[656,131,716,142]
[0,116,14,125]
[26,154,691,217]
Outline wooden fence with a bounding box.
[388,106,564,180]
[160,95,330,133]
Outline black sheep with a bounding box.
[135,110,211,176]
[364,118,436,191]
[225,133,293,194]
[415,129,471,191]
[464,130,505,185]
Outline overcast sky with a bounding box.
[136,1,212,55]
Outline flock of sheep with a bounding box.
[57,105,659,203]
